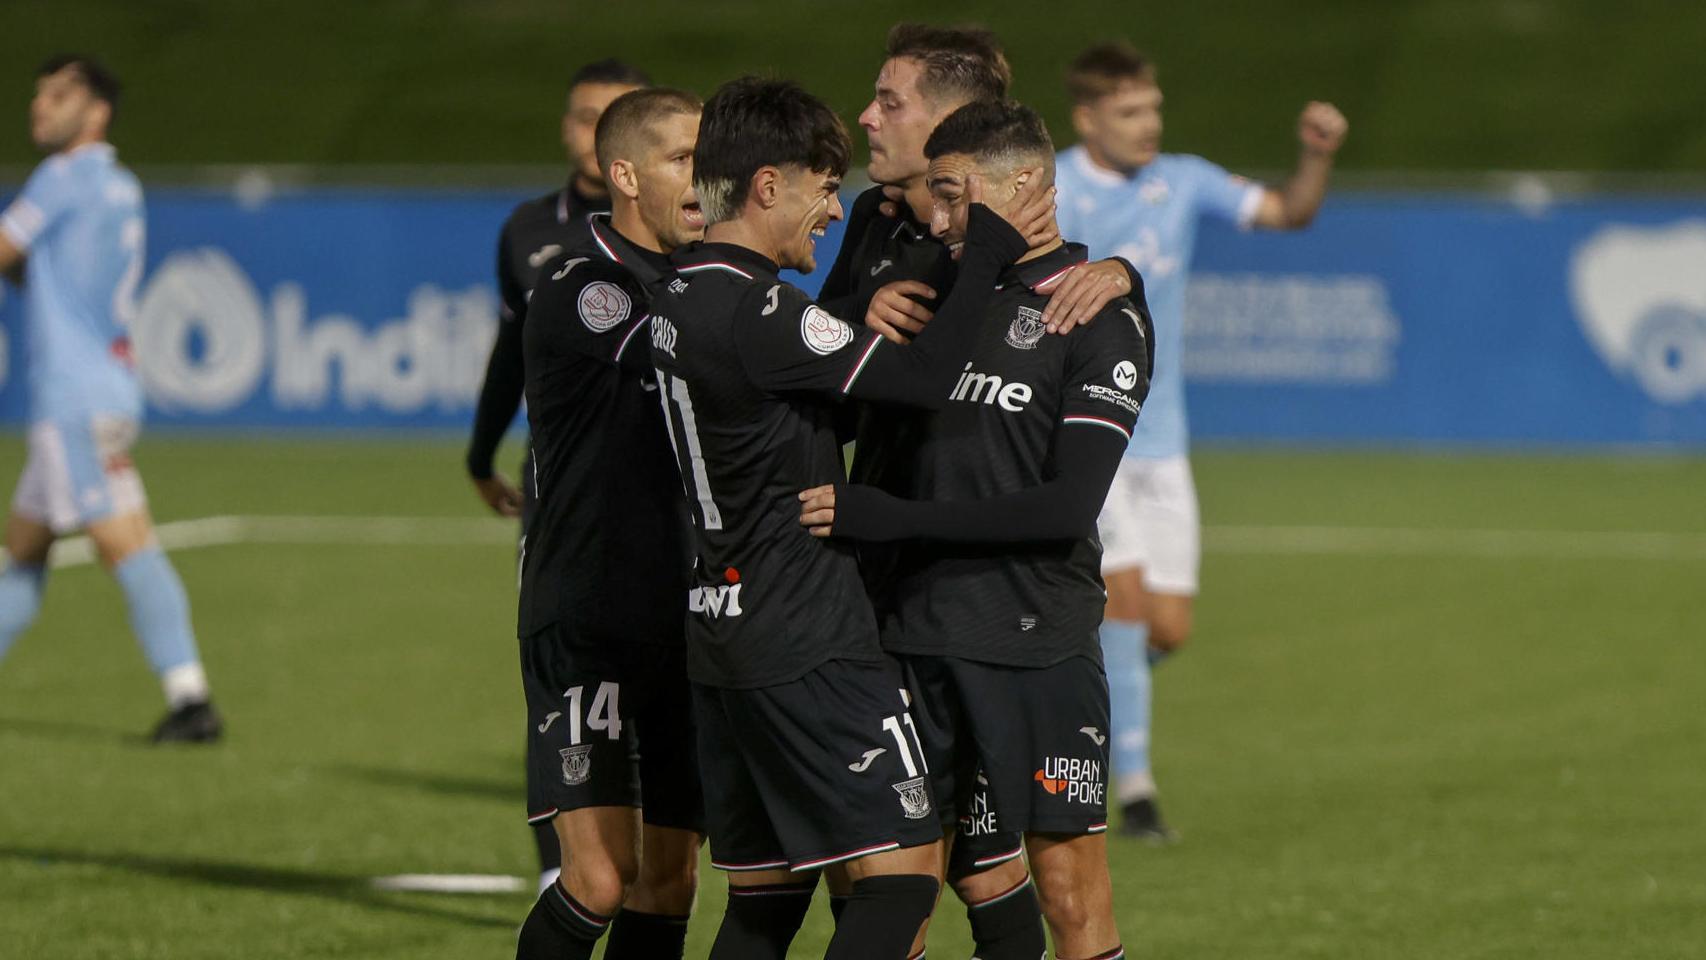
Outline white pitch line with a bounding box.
[42,515,1706,571]
[1204,524,1706,560]
[370,873,527,894]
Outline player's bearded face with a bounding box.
[773,166,843,273]
[564,82,641,188]
[858,58,949,186]
[29,69,98,153]
[635,112,705,251]
[1080,81,1165,172]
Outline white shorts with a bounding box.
[11,417,148,535]
[1096,454,1200,595]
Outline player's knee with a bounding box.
[1101,571,1148,623]
[561,853,637,916]
[633,849,699,913]
[1034,878,1092,935]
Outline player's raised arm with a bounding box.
[1251,100,1348,230]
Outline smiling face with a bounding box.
[1073,79,1165,174]
[627,110,704,251]
[858,57,955,186]
[773,165,844,273]
[30,66,107,153]
[926,152,982,259]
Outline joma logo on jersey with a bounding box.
[1034,756,1105,805]
[949,363,1033,412]
[688,582,745,618]
[650,316,678,358]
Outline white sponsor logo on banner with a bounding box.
[132,247,496,415]
[1570,220,1706,404]
[1183,273,1401,385]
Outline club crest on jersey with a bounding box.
[1005,306,1047,350]
[560,745,593,786]
[893,777,932,820]
[578,281,632,332]
[801,305,855,355]
[1113,360,1139,391]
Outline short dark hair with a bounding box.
[37,54,121,120]
[1065,42,1155,105]
[885,23,1010,109]
[923,99,1055,184]
[693,77,851,225]
[594,87,702,174]
[569,58,652,93]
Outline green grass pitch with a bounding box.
[1,436,1703,958]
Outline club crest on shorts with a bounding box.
[801,305,855,355]
[559,745,593,786]
[1006,306,1046,350]
[893,777,932,820]
[578,281,632,332]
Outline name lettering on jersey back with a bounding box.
[688,582,744,618]
[650,316,678,358]
[949,362,1033,412]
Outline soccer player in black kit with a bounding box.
[462,58,650,893]
[648,77,1054,960]
[511,88,707,960]
[798,100,1154,960]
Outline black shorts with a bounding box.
[695,658,942,873]
[900,653,1111,837]
[520,624,702,832]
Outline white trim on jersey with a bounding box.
[1062,414,1133,441]
[678,262,754,280]
[0,199,45,249]
[839,336,883,393]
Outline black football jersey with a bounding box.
[518,214,688,644]
[467,182,610,481]
[648,212,1029,688]
[879,243,1151,668]
[817,185,955,326]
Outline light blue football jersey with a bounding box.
[1055,146,1261,459]
[1,143,145,421]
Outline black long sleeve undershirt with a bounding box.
[464,314,525,480]
[833,205,1027,410]
[831,422,1128,543]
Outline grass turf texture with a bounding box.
[2,1,1705,174]
[1,436,1703,958]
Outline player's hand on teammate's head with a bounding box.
[1039,258,1133,335]
[797,484,837,537]
[1298,101,1348,155]
[878,184,906,219]
[865,280,937,344]
[473,474,524,518]
[982,167,1059,250]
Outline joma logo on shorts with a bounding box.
[1034,756,1105,805]
[688,583,744,618]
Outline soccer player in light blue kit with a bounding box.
[0,56,221,743]
[1055,42,1346,838]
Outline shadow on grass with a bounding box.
[320,762,522,804]
[0,715,150,747]
[0,846,520,929]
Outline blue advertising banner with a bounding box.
[1,184,1703,446]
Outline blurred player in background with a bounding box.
[800,98,1151,960]
[0,56,220,743]
[461,57,648,892]
[513,87,705,960]
[1055,41,1348,839]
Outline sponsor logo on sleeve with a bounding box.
[1113,360,1139,391]
[801,305,855,355]
[578,281,632,333]
[1005,305,1047,350]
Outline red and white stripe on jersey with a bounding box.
[710,855,791,872]
[678,262,754,280]
[589,223,622,262]
[1062,415,1132,441]
[839,335,883,394]
[790,839,902,872]
[613,314,651,363]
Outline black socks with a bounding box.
[708,880,817,960]
[605,909,691,960]
[824,874,940,960]
[516,883,609,960]
[967,875,1048,960]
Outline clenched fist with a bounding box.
[1297,101,1348,156]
